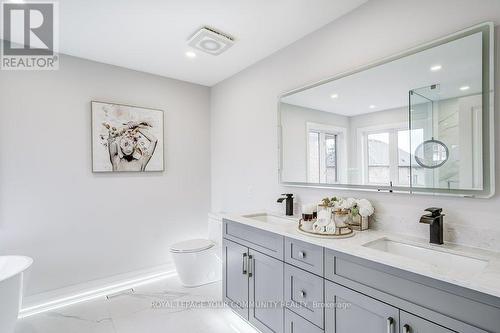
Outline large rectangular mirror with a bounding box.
[278,23,494,197]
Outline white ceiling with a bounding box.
[281,32,483,116]
[42,0,367,86]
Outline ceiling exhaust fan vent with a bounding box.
[187,26,235,56]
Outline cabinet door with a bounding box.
[223,239,249,320]
[325,281,399,333]
[400,312,454,333]
[249,249,285,333]
[285,309,324,333]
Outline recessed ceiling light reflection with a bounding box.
[185,51,197,58]
[330,93,339,99]
[369,105,376,109]
[459,86,470,91]
[430,65,442,72]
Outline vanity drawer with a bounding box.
[285,263,324,328]
[285,237,324,276]
[324,249,499,333]
[223,219,284,260]
[285,308,324,333]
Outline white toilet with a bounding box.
[170,214,222,287]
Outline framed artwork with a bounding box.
[91,101,164,172]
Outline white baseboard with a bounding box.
[20,263,177,318]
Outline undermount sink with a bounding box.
[363,238,489,275]
[243,213,297,225]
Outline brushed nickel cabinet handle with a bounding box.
[386,317,394,333]
[298,251,305,259]
[242,253,248,275]
[248,255,254,278]
[403,324,411,333]
[300,290,306,298]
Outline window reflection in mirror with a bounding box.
[307,127,339,184]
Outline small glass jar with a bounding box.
[317,204,333,219]
[348,214,370,231]
[313,204,333,233]
[302,213,314,221]
[349,213,361,229]
[300,219,315,231]
[334,209,350,228]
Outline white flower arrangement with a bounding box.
[334,197,356,211]
[320,196,375,217]
[356,198,375,217]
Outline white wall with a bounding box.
[211,0,500,251]
[0,54,211,296]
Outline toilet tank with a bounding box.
[208,213,223,245]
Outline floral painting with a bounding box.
[91,101,164,172]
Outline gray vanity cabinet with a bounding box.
[223,219,284,260]
[325,280,399,333]
[223,235,285,333]
[224,220,498,333]
[249,249,285,333]
[285,237,324,276]
[284,264,324,328]
[400,312,454,333]
[285,309,324,333]
[223,239,250,320]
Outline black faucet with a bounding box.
[277,194,294,216]
[419,207,444,245]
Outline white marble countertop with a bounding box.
[221,212,500,299]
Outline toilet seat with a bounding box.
[170,239,215,254]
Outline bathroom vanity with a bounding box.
[222,214,500,333]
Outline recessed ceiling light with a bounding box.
[430,65,442,72]
[330,93,339,99]
[185,51,196,59]
[459,85,470,91]
[369,105,376,109]
[200,40,220,51]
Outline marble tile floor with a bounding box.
[15,275,258,333]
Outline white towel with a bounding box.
[325,223,336,234]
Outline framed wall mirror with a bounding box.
[278,22,494,197]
